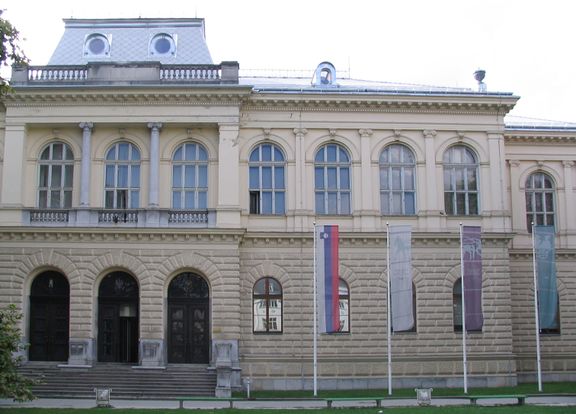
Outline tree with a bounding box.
[0,304,35,401]
[0,9,28,95]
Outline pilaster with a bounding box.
[147,122,162,208]
[562,160,574,232]
[79,122,93,208]
[293,128,307,231]
[0,123,27,224]
[508,160,523,232]
[217,123,241,227]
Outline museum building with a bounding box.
[0,17,575,394]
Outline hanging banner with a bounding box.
[389,225,414,332]
[462,225,483,331]
[534,225,558,330]
[315,225,340,333]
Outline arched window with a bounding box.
[172,142,208,210]
[249,143,285,215]
[443,145,479,215]
[526,172,555,231]
[38,142,74,209]
[104,142,140,209]
[315,143,351,215]
[338,279,350,333]
[379,144,416,215]
[253,277,282,333]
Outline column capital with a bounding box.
[562,160,574,168]
[508,159,521,168]
[79,122,93,130]
[147,122,163,131]
[293,128,308,136]
[423,129,437,138]
[359,128,373,137]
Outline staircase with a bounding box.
[19,362,217,399]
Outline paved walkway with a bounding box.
[1,395,576,409]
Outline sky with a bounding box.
[2,0,575,123]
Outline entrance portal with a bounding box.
[97,272,139,363]
[29,271,69,361]
[168,273,209,363]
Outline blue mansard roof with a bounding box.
[48,18,213,65]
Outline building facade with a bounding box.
[0,18,575,391]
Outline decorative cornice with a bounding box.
[505,132,576,143]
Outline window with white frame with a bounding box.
[443,145,479,215]
[38,142,74,209]
[253,277,282,333]
[104,142,140,209]
[249,143,285,215]
[172,142,208,209]
[315,143,351,215]
[379,144,416,215]
[525,172,555,231]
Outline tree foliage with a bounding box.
[0,9,29,94]
[0,304,35,401]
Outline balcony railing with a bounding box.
[11,61,239,86]
[23,208,214,228]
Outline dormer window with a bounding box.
[150,33,176,56]
[84,34,110,57]
[313,62,337,87]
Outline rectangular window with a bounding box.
[249,191,260,214]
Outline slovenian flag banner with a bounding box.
[462,225,484,331]
[389,225,414,332]
[534,225,558,330]
[315,225,340,333]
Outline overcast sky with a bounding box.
[3,0,575,123]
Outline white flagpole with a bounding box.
[386,222,392,395]
[460,222,468,394]
[531,222,543,392]
[313,221,318,397]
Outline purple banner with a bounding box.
[462,226,483,331]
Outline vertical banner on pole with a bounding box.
[534,225,558,330]
[315,225,341,334]
[389,225,414,332]
[462,225,483,331]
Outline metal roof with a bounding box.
[48,18,213,65]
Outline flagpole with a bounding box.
[386,222,392,396]
[531,222,543,392]
[460,222,468,394]
[313,221,318,397]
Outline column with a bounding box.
[147,122,162,208]
[488,133,507,230]
[0,123,26,211]
[79,122,93,207]
[293,128,307,231]
[562,161,575,232]
[217,123,241,227]
[359,129,374,211]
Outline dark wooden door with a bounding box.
[29,299,69,361]
[168,302,209,363]
[98,303,138,363]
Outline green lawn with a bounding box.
[1,408,576,414]
[233,382,576,398]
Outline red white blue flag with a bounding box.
[315,225,340,333]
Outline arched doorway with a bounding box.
[29,271,69,361]
[168,273,209,363]
[97,272,138,363]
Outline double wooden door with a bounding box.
[29,298,69,361]
[168,302,209,363]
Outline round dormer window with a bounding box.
[150,34,175,56]
[84,34,110,57]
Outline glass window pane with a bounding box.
[340,168,350,189]
[52,143,63,160]
[117,190,127,209]
[535,193,543,211]
[315,147,324,163]
[381,193,389,215]
[106,146,116,160]
[405,192,416,214]
[315,192,325,214]
[105,166,115,188]
[173,191,181,209]
[64,165,73,187]
[64,191,72,208]
[173,165,182,188]
[118,165,128,187]
[275,167,285,189]
[444,169,452,191]
[390,145,401,163]
[445,192,454,215]
[463,148,475,164]
[51,165,62,187]
[392,192,402,214]
[327,145,337,162]
[39,191,47,208]
[262,167,272,189]
[545,193,554,212]
[456,193,466,214]
[262,192,272,214]
[118,143,129,160]
[198,165,208,187]
[380,168,389,190]
[198,146,208,161]
[185,191,195,209]
[455,169,465,190]
[185,143,195,160]
[261,145,271,161]
[249,148,259,162]
[339,148,349,163]
[254,279,266,294]
[40,147,50,160]
[39,165,49,187]
[315,168,324,189]
[391,168,401,190]
[50,191,60,208]
[469,193,478,215]
[131,165,140,187]
[404,168,414,190]
[275,192,285,215]
[173,146,183,161]
[185,165,195,187]
[526,193,533,212]
[328,192,338,214]
[341,193,350,214]
[249,167,259,189]
[105,191,114,208]
[467,169,477,190]
[327,168,337,189]
[130,191,139,208]
[198,191,207,209]
[544,175,553,189]
[273,147,283,161]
